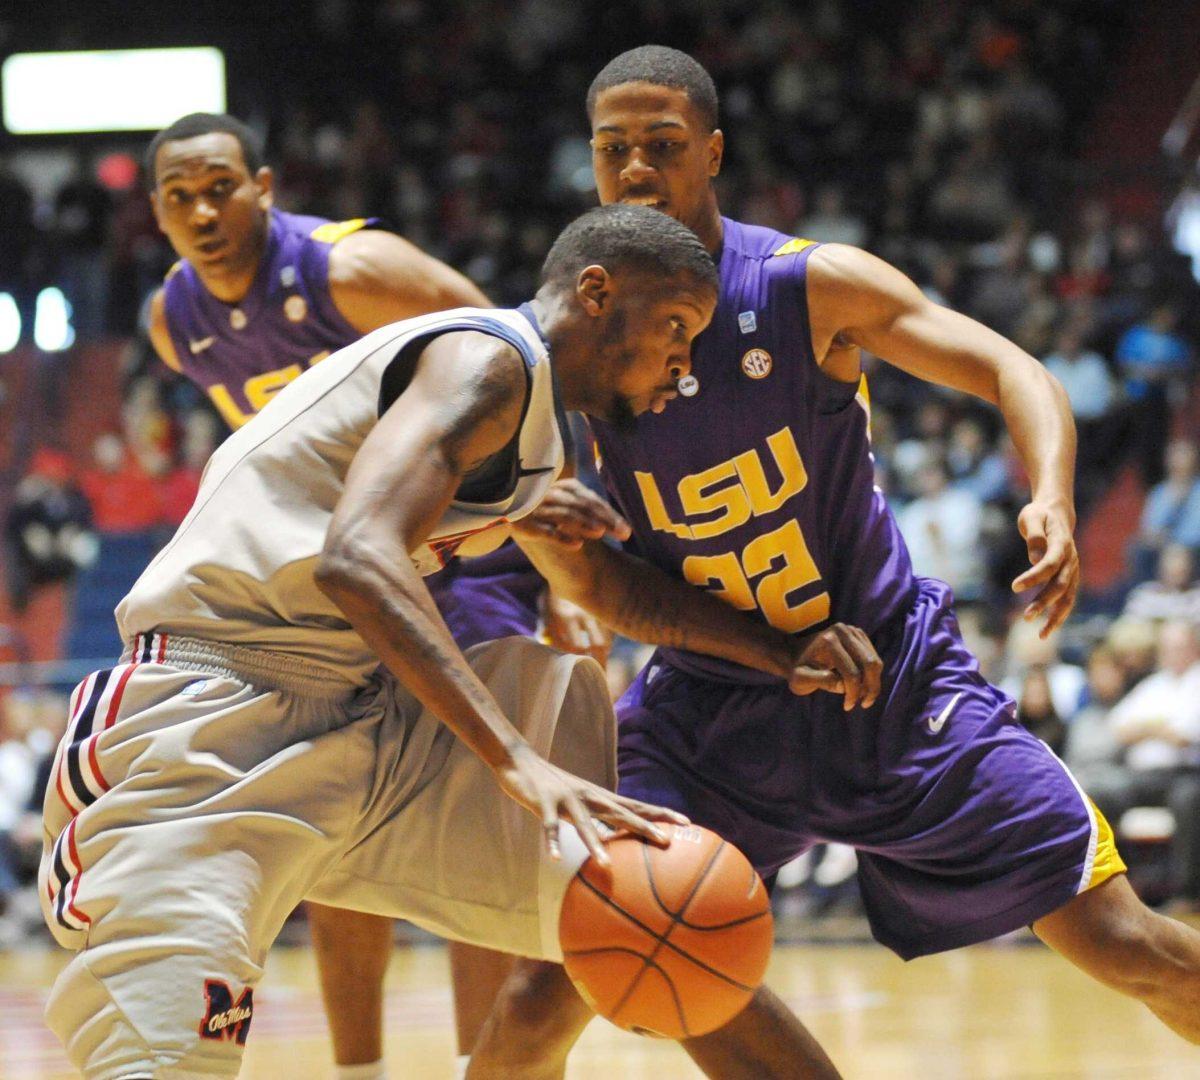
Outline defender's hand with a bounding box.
[542,590,613,667]
[494,744,688,867]
[1012,498,1079,638]
[512,478,631,550]
[788,623,883,712]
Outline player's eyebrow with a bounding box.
[594,119,687,135]
[158,162,238,183]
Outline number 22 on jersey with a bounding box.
[634,427,830,633]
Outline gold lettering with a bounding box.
[636,471,692,539]
[308,350,330,367]
[207,383,254,429]
[244,364,303,412]
[735,428,807,516]
[676,459,752,539]
[682,552,756,610]
[742,518,830,633]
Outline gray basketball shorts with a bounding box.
[39,632,611,1079]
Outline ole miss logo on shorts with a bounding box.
[199,979,254,1045]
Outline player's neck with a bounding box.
[196,258,261,305]
[691,201,724,255]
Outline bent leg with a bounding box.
[466,959,592,1080]
[681,986,842,1080]
[449,941,515,1054]
[1034,873,1200,1042]
[308,902,393,1067]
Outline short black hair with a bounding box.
[587,46,719,132]
[145,113,264,183]
[541,204,717,295]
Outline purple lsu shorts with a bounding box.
[616,577,1124,960]
[428,543,541,650]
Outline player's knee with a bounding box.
[485,961,588,1054]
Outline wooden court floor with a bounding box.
[3,939,1198,1079]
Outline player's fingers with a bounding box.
[849,627,884,708]
[824,631,864,711]
[1040,565,1080,637]
[541,482,630,540]
[611,793,689,832]
[586,792,669,848]
[788,665,843,696]
[1024,551,1075,622]
[541,799,562,861]
[564,793,609,867]
[1012,533,1068,593]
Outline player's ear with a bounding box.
[576,265,611,317]
[708,130,724,178]
[255,166,274,211]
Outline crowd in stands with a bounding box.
[1,0,1200,926]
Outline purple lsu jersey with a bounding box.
[160,208,541,644]
[600,216,1125,959]
[591,217,915,683]
[162,210,377,430]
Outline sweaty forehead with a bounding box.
[592,82,702,133]
[156,132,247,184]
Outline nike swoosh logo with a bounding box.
[189,336,215,354]
[517,465,555,478]
[926,692,963,735]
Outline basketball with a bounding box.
[558,824,773,1039]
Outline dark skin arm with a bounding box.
[514,481,882,711]
[147,288,184,373]
[327,228,491,332]
[315,333,686,866]
[807,245,1079,636]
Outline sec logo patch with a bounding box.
[284,295,308,322]
[741,348,772,379]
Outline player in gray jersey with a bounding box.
[40,204,836,1079]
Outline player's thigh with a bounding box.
[41,668,373,1078]
[310,637,614,961]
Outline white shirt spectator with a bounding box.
[1043,346,1116,420]
[897,463,985,599]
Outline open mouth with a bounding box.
[194,237,228,257]
[621,194,667,210]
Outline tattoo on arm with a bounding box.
[435,346,528,475]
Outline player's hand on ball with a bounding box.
[512,478,632,549]
[541,590,613,666]
[494,743,688,867]
[788,622,882,712]
[1012,497,1079,638]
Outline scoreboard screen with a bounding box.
[2,47,226,135]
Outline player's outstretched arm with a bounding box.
[327,228,492,333]
[315,335,683,864]
[808,244,1080,636]
[513,484,881,710]
[147,288,184,373]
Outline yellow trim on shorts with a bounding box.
[1084,798,1127,892]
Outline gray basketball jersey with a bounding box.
[116,307,568,688]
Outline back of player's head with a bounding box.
[541,205,717,296]
[145,113,265,182]
[587,46,719,132]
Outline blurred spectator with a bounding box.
[155,410,220,529]
[1042,325,1117,422]
[797,183,866,247]
[1065,645,1133,817]
[1001,620,1086,723]
[1129,440,1200,582]
[1115,304,1194,485]
[80,434,161,535]
[1017,667,1067,756]
[53,155,113,340]
[1123,544,1200,624]
[945,416,1008,503]
[1109,621,1200,772]
[1106,617,1161,690]
[896,460,985,600]
[2,450,96,617]
[1097,622,1200,906]
[0,158,37,344]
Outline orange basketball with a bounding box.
[558,824,773,1039]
